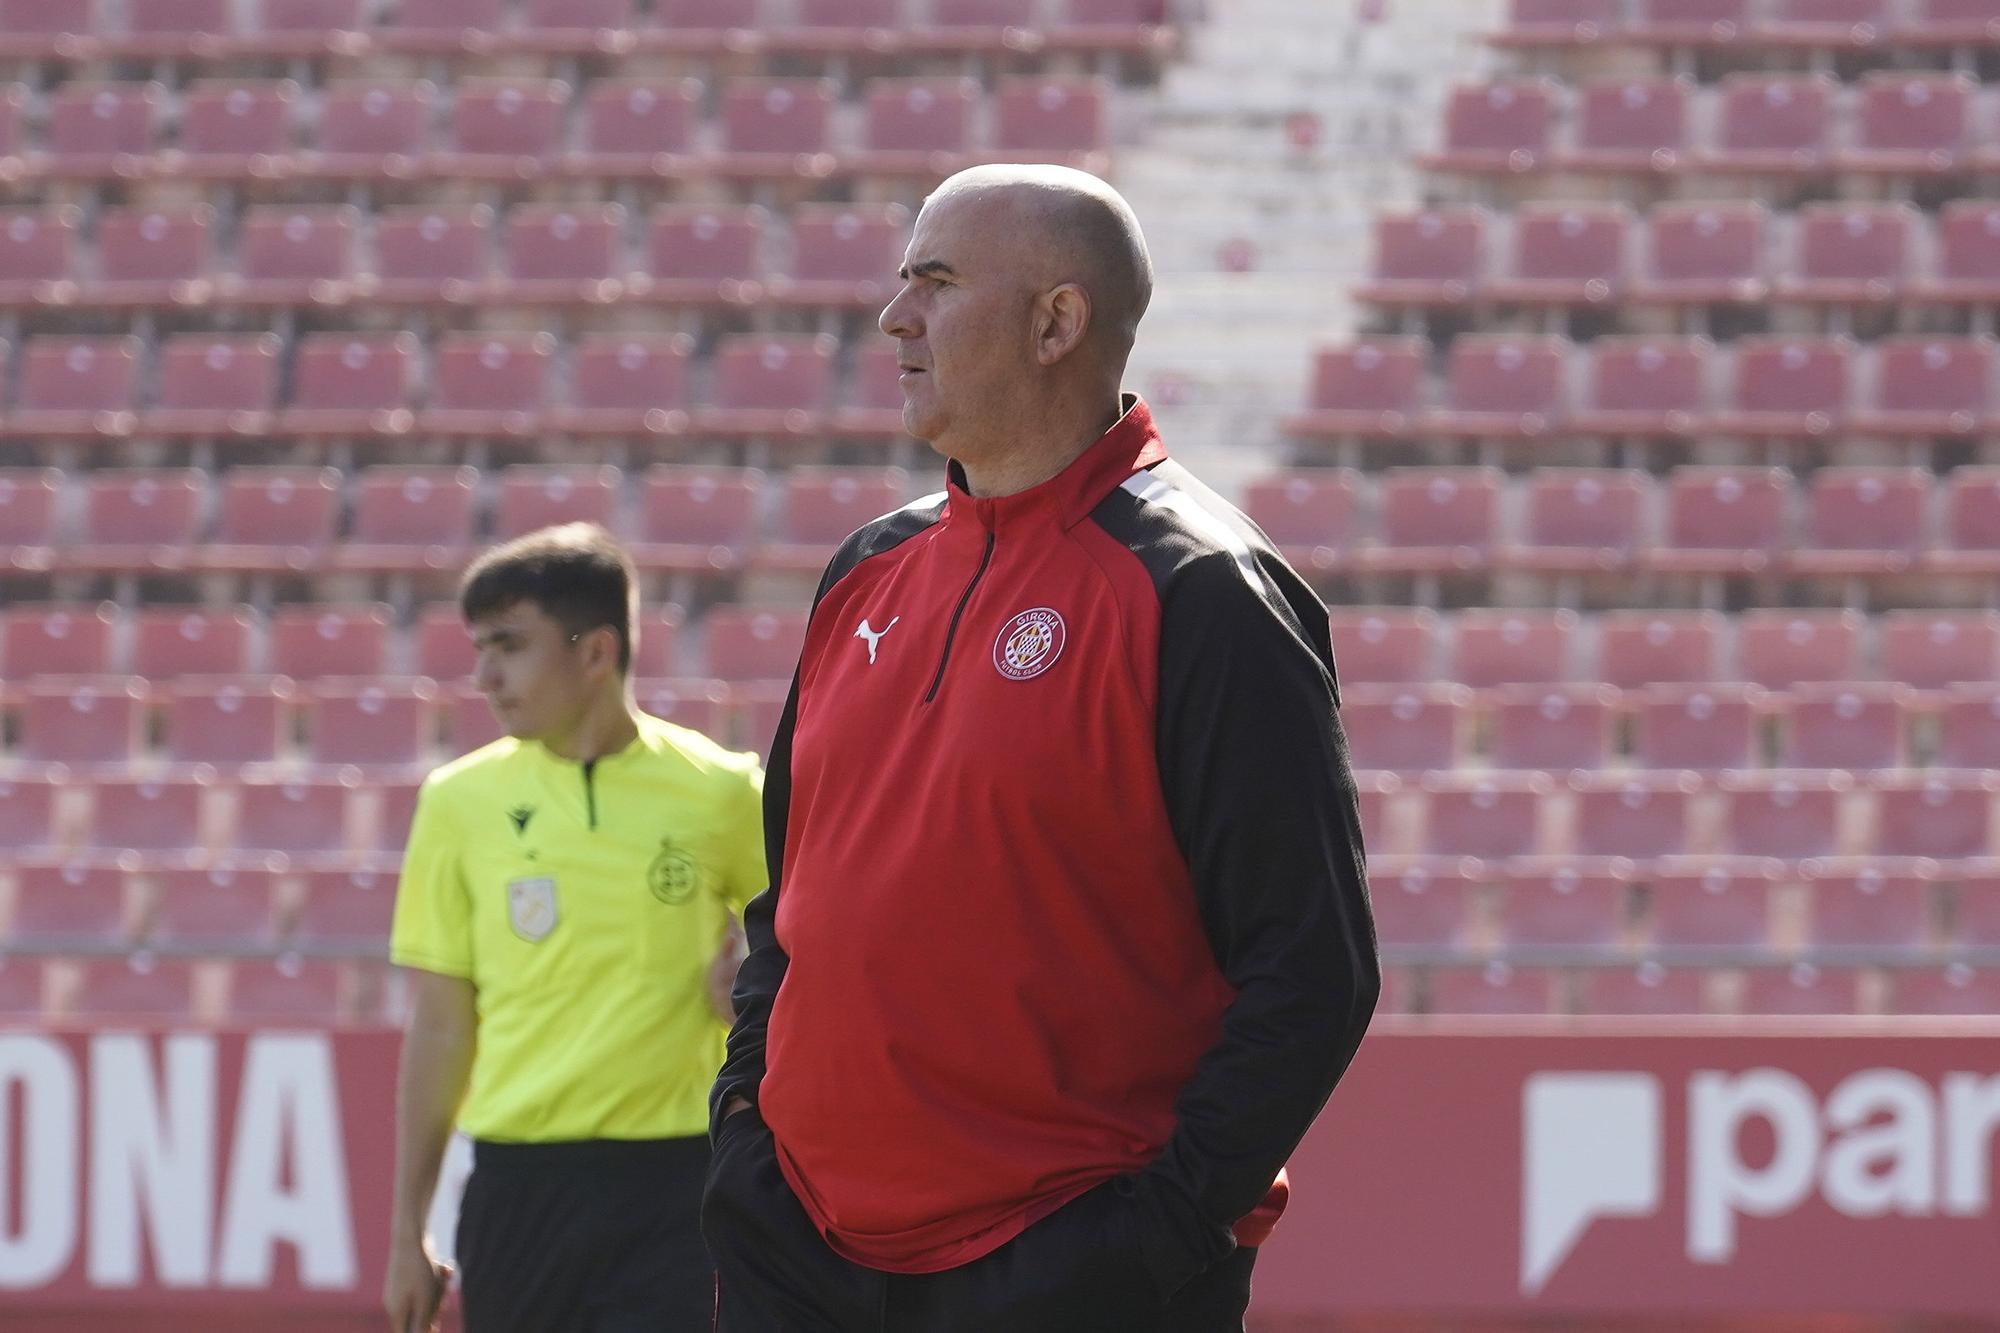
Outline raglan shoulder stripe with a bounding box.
[817,490,948,603]
[1117,469,1269,597]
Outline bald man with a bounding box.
[702,166,1378,1332]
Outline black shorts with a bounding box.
[457,1135,714,1333]
[702,1107,1254,1333]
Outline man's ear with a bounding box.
[581,624,624,679]
[1034,283,1092,367]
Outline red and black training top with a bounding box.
[715,396,1378,1292]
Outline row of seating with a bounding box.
[0,0,1168,61]
[5,862,393,955]
[1362,199,2000,309]
[0,77,1107,183]
[0,464,920,573]
[0,333,909,442]
[1497,0,2000,51]
[1428,72,1999,176]
[0,955,389,1025]
[1388,960,1999,1017]
[1288,336,2000,441]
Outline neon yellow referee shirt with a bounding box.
[390,713,766,1142]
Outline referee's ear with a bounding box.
[576,622,626,681]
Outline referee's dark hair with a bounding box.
[460,522,639,674]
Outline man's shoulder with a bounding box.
[1090,461,1285,594]
[420,736,527,805]
[824,490,949,590]
[634,712,761,788]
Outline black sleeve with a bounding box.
[1133,550,1379,1292]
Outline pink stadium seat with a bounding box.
[146,866,279,951]
[0,207,80,303]
[1577,964,1707,1016]
[838,342,908,432]
[376,781,422,858]
[1720,771,1852,860]
[1629,0,1752,43]
[226,206,360,305]
[555,333,696,436]
[1354,771,1400,853]
[3,602,117,677]
[164,678,293,767]
[1802,857,1937,953]
[224,958,352,1024]
[204,468,341,574]
[1756,0,1893,45]
[443,685,505,757]
[1426,336,1566,438]
[1563,79,1692,173]
[45,83,164,175]
[292,867,397,950]
[502,204,627,302]
[1844,72,1974,172]
[1956,862,2000,951]
[372,207,494,303]
[1923,201,2000,304]
[234,776,355,859]
[859,79,979,170]
[270,605,393,680]
[1495,860,1632,950]
[1633,202,1768,306]
[1489,684,1619,771]
[1598,611,1725,688]
[1289,339,1427,437]
[1891,965,2000,1016]
[1451,610,1576,688]
[646,206,766,303]
[720,80,836,158]
[1740,963,1866,1016]
[515,0,637,45]
[1328,607,1441,685]
[1705,75,1835,172]
[794,0,899,30]
[1355,209,1485,307]
[1906,0,2000,45]
[68,959,198,1023]
[1424,82,1555,174]
[1872,774,1997,863]
[242,0,361,51]
[0,776,58,853]
[1428,963,1558,1016]
[378,0,506,51]
[307,83,436,177]
[1779,203,1918,304]
[1879,611,2000,689]
[1489,204,1630,305]
[1363,467,1500,575]
[995,80,1109,157]
[629,609,686,680]
[67,469,204,573]
[282,333,419,436]
[573,80,701,173]
[640,464,764,568]
[305,681,438,772]
[933,0,1033,26]
[83,776,210,862]
[1737,609,1865,687]
[759,468,907,570]
[1790,467,1930,578]
[422,333,557,436]
[1651,467,1792,575]
[703,606,810,681]
[0,82,23,159]
[777,204,909,306]
[341,466,479,572]
[441,82,569,172]
[1853,338,1994,438]
[145,333,283,437]
[634,680,733,740]
[1648,856,1783,951]
[0,0,98,57]
[1336,684,1474,774]
[645,0,760,42]
[417,607,474,681]
[1571,772,1701,863]
[1503,468,1650,576]
[1633,684,1766,771]
[93,206,216,304]
[1240,468,1363,574]
[1571,338,1708,437]
[8,864,129,950]
[1711,337,1851,438]
[16,678,147,768]
[12,335,142,436]
[704,334,837,433]
[1932,467,2000,576]
[1494,0,1620,46]
[1418,773,1552,859]
[0,468,61,566]
[175,81,298,173]
[1367,856,1481,950]
[1776,682,1914,770]
[495,465,624,540]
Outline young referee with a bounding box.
[383,523,766,1333]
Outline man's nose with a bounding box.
[880,289,919,339]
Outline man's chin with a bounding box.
[901,402,941,443]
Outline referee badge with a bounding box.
[649,837,700,906]
[507,876,560,942]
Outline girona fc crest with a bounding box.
[993,607,1066,681]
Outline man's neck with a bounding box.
[540,688,641,764]
[953,394,1125,499]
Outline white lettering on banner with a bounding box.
[89,1034,217,1287]
[1942,1074,2000,1216]
[1688,1070,1821,1262]
[0,1036,79,1289]
[1520,1073,1661,1293]
[1820,1070,1935,1219]
[217,1034,357,1289]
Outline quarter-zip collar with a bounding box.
[940,394,1166,537]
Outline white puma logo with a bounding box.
[854,616,900,664]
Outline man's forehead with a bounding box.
[470,601,558,635]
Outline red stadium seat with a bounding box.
[1737,609,1865,687]
[758,468,906,571]
[164,678,294,767]
[1423,81,1555,174]
[1426,336,1567,438]
[270,604,393,680]
[1633,683,1766,771]
[555,333,696,436]
[574,80,701,172]
[1955,862,2000,951]
[1504,467,1651,576]
[1288,339,1427,437]
[307,83,436,177]
[1706,74,1836,172]
[858,79,979,171]
[82,776,211,863]
[1495,860,1633,951]
[146,865,279,951]
[495,466,624,540]
[1337,684,1474,775]
[793,0,898,34]
[1907,0,2000,46]
[1633,202,1768,306]
[341,466,479,572]
[203,467,340,572]
[634,680,733,740]
[776,204,909,306]
[994,79,1108,157]
[1363,467,1500,575]
[1418,773,1553,859]
[502,203,627,302]
[12,335,143,436]
[1933,467,2000,576]
[0,207,80,303]
[438,78,570,173]
[837,343,908,434]
[1719,771,1852,860]
[1571,772,1701,863]
[1489,684,1619,771]
[283,333,419,436]
[68,959,199,1023]
[1933,687,2000,770]
[15,678,147,768]
[1802,857,1937,954]
[933,0,1033,26]
[67,469,204,573]
[1571,338,1708,438]
[379,0,507,51]
[1740,963,1867,1016]
[1494,0,1620,45]
[1879,611,2000,689]
[45,83,164,176]
[1779,203,1917,304]
[1328,607,1441,685]
[720,79,836,158]
[1598,611,1725,689]
[1648,856,1784,951]
[704,334,837,433]
[224,958,353,1023]
[1651,467,1792,576]
[1775,682,1914,770]
[1563,79,1692,173]
[0,468,62,568]
[646,205,766,303]
[1630,0,1752,44]
[1890,964,2000,1016]
[8,864,130,950]
[175,81,297,171]
[422,333,556,436]
[0,0,99,57]
[1490,204,1630,306]
[1854,337,1994,439]
[1790,467,1931,578]
[233,776,356,859]
[1240,468,1363,574]
[416,607,474,682]
[292,867,397,950]
[1756,0,1892,45]
[1367,856,1481,950]
[629,609,686,681]
[1428,963,1558,1016]
[305,681,438,772]
[1577,963,1707,1016]
[1354,771,1401,852]
[442,686,505,758]
[1843,72,1974,173]
[1916,201,2000,306]
[246,0,368,52]
[1871,774,1997,863]
[1355,209,1486,306]
[130,608,253,683]
[225,206,360,306]
[702,606,809,681]
[146,333,283,437]
[1711,337,1851,438]
[1450,610,1576,688]
[0,776,59,854]
[2,602,117,677]
[645,0,759,43]
[372,207,493,304]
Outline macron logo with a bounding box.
[1521,1073,1662,1294]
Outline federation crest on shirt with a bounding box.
[649,836,699,906]
[993,607,1066,681]
[506,876,559,943]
